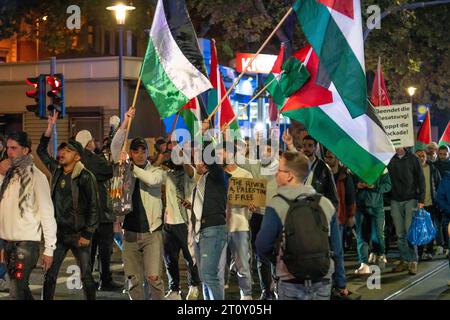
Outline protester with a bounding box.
[158,143,201,300]
[353,173,391,273]
[435,145,450,176]
[111,108,165,300]
[37,122,99,300]
[256,151,335,300]
[181,131,229,300]
[388,148,425,275]
[427,142,439,162]
[435,170,450,286]
[0,132,57,300]
[75,129,121,291]
[415,150,442,259]
[220,141,254,300]
[239,138,279,300]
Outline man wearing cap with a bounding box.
[0,131,57,300]
[111,109,165,300]
[75,129,121,291]
[37,117,100,300]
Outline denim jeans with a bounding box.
[278,280,331,300]
[43,235,96,300]
[194,224,228,300]
[228,231,252,297]
[355,207,386,264]
[4,241,40,300]
[390,199,419,262]
[163,223,200,291]
[330,215,346,289]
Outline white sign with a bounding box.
[374,103,414,148]
[236,53,277,74]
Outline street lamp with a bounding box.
[106,4,135,120]
[407,86,417,98]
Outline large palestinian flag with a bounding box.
[141,0,212,119]
[293,0,367,118]
[282,45,395,184]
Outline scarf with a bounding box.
[0,154,35,217]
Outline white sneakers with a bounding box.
[378,255,387,271]
[241,295,253,300]
[165,290,182,300]
[368,253,378,264]
[354,263,371,275]
[186,286,200,300]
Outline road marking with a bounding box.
[384,261,448,300]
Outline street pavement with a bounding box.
[0,244,448,300]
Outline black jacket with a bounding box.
[425,161,441,204]
[387,150,425,203]
[310,158,339,207]
[37,134,100,240]
[81,150,114,223]
[196,163,229,229]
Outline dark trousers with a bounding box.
[419,206,444,256]
[250,213,274,293]
[43,234,96,300]
[4,241,40,300]
[163,223,200,291]
[90,222,114,283]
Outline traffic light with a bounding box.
[25,75,46,118]
[46,74,65,118]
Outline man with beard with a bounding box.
[37,121,100,300]
[0,132,57,300]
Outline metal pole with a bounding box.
[50,57,58,156]
[119,24,125,120]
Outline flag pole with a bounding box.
[122,76,142,152]
[221,76,278,132]
[377,57,382,106]
[207,6,294,122]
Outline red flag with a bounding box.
[210,40,237,128]
[415,110,431,150]
[371,58,391,106]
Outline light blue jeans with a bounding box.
[278,280,331,300]
[228,231,252,297]
[390,199,419,262]
[194,225,228,300]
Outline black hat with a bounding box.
[130,137,148,150]
[66,139,84,156]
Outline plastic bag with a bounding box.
[110,161,134,216]
[407,208,436,246]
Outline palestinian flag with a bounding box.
[415,110,431,151]
[265,44,286,109]
[293,0,367,118]
[179,97,202,138]
[282,45,395,184]
[439,121,450,147]
[141,0,211,119]
[208,40,239,133]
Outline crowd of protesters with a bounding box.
[0,109,449,300]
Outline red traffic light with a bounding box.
[47,76,61,88]
[25,77,39,98]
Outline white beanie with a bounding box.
[75,130,93,149]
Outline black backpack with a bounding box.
[276,193,331,282]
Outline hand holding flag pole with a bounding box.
[207,6,294,122]
[122,76,142,153]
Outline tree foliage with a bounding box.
[0,0,448,114]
